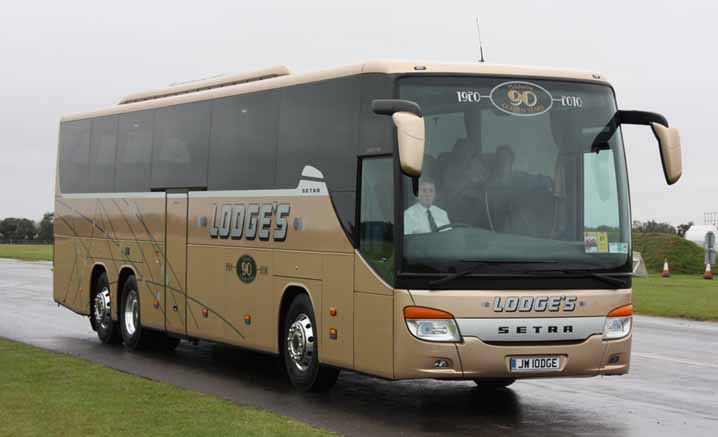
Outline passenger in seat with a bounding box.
[493,144,515,186]
[441,109,489,226]
[487,144,516,233]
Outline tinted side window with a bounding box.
[152,102,210,189]
[89,116,117,192]
[116,110,153,192]
[276,76,360,190]
[208,91,279,190]
[359,74,395,155]
[59,119,91,193]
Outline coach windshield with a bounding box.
[398,77,631,278]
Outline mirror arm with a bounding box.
[617,110,668,127]
[372,99,423,117]
[411,176,419,197]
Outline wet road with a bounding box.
[1,259,716,436]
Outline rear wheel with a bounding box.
[90,272,121,344]
[282,294,339,392]
[473,378,516,389]
[119,276,150,350]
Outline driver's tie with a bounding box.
[427,209,439,232]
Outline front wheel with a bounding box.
[282,294,339,392]
[473,378,516,389]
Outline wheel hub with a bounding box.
[286,314,314,372]
[124,290,139,337]
[94,287,111,330]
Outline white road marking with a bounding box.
[632,352,718,369]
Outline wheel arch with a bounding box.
[89,263,108,300]
[88,263,107,330]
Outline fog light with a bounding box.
[434,359,450,368]
[608,354,621,364]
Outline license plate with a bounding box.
[510,356,561,372]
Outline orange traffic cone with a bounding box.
[662,258,670,277]
[704,263,713,280]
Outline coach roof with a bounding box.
[61,60,608,122]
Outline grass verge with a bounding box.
[633,273,718,321]
[633,232,705,274]
[0,337,334,437]
[0,244,52,261]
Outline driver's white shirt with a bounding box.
[404,203,450,235]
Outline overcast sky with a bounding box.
[0,0,713,225]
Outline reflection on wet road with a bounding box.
[1,259,716,436]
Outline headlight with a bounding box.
[404,306,462,342]
[603,316,632,339]
[603,304,633,340]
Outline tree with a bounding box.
[37,212,54,242]
[0,217,37,241]
[633,220,676,235]
[677,221,694,238]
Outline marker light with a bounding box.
[603,304,633,339]
[404,306,462,342]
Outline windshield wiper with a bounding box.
[428,260,558,287]
[526,269,629,288]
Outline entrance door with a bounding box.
[165,192,188,335]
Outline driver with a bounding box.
[404,178,450,235]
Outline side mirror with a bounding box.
[372,99,426,195]
[651,122,682,185]
[617,110,683,185]
[392,112,425,178]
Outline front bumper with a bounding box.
[393,291,632,380]
[395,326,631,379]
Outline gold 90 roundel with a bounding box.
[490,81,553,116]
[237,255,257,284]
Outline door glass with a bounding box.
[583,150,624,253]
[359,157,394,284]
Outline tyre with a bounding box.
[282,294,340,392]
[90,272,122,344]
[119,275,150,350]
[473,378,516,389]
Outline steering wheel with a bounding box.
[436,223,470,232]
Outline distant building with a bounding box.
[704,212,718,227]
[685,225,717,264]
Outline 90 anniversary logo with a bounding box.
[490,81,553,116]
[237,255,257,283]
